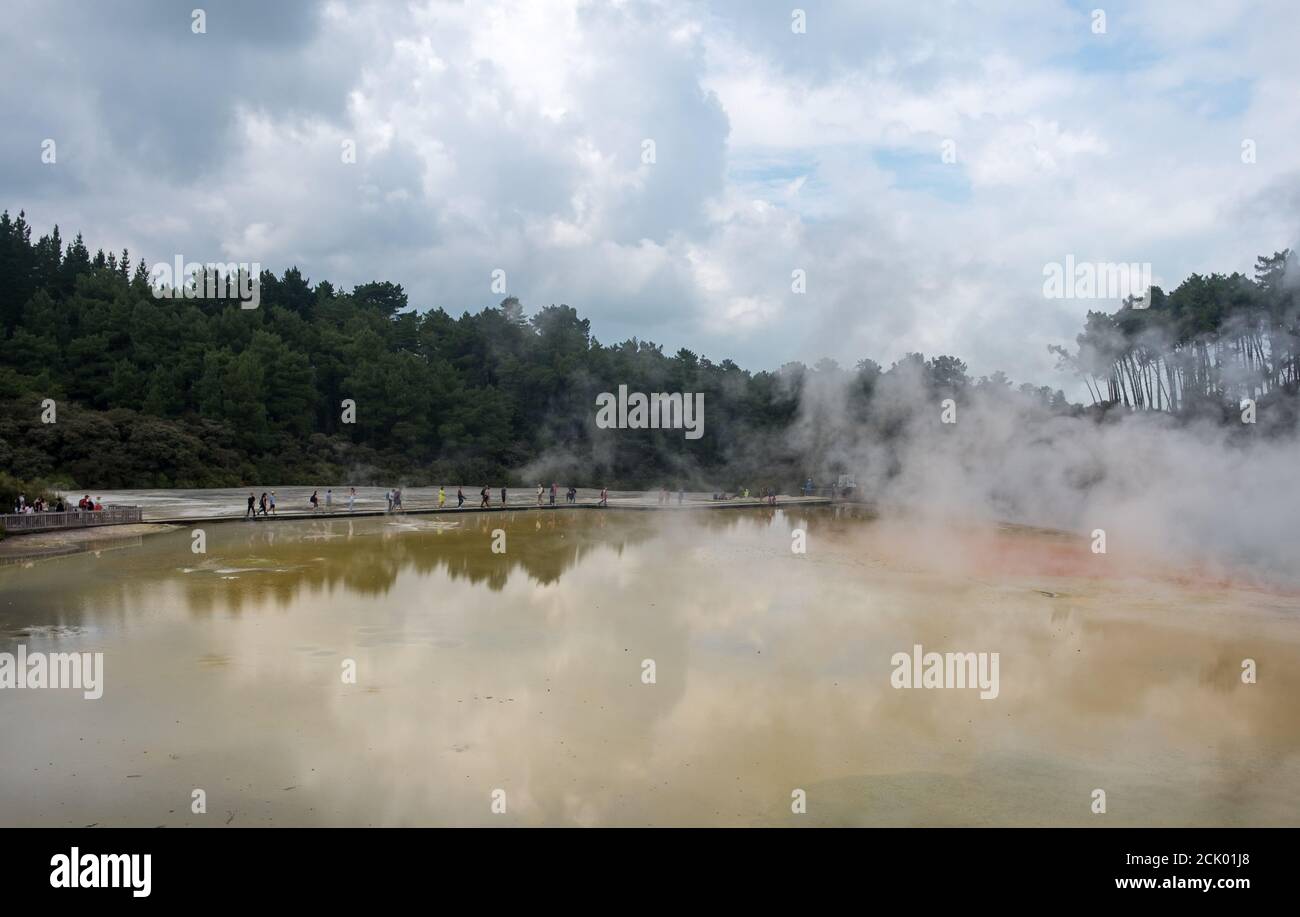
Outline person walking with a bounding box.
[480,485,490,508]
[325,488,333,510]
[536,484,544,506]
[309,490,320,512]
[549,482,557,506]
[393,488,403,512]
[500,486,507,507]
[457,486,465,508]
[269,491,277,514]
[259,492,269,516]
[348,487,356,512]
[438,486,446,508]
[385,489,393,513]
[599,486,608,507]
[246,492,257,518]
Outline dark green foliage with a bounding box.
[1,210,1291,492]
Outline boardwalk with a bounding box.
[2,489,835,537]
[146,495,832,526]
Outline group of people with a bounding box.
[241,483,623,518]
[656,487,685,505]
[436,486,466,508]
[246,491,278,517]
[531,483,584,506]
[307,487,363,512]
[9,494,80,514]
[8,494,104,514]
[709,487,778,504]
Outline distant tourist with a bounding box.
[325,488,333,509]
[385,489,393,512]
[536,484,544,506]
[269,491,277,514]
[310,490,320,511]
[480,486,490,508]
[393,488,403,511]
[500,486,507,507]
[246,493,258,518]
[566,486,576,504]
[549,482,557,506]
[259,492,269,516]
[678,486,684,505]
[599,486,608,506]
[457,486,465,508]
[348,487,356,512]
[438,486,446,508]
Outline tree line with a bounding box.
[1050,251,1299,418]
[1,209,1293,499]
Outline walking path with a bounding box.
[147,495,832,526]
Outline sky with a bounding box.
[3,0,1298,388]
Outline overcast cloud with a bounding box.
[3,0,1298,388]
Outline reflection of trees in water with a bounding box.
[684,504,862,542]
[8,508,847,625]
[169,512,664,614]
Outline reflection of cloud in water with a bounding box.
[0,508,1297,826]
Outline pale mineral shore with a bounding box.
[0,523,181,560]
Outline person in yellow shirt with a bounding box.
[438,486,446,508]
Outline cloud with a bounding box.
[2,0,1297,392]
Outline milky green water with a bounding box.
[1,507,1297,826]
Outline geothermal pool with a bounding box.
[1,507,1297,826]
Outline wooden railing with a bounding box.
[0,506,142,533]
